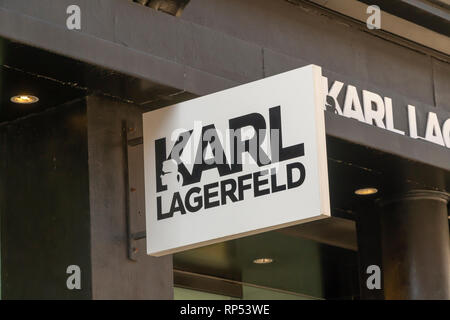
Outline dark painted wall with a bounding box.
[0,94,174,299]
[0,99,92,299]
[87,95,173,299]
[181,0,446,108]
[0,0,447,109]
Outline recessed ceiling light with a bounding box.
[10,95,39,104]
[355,187,378,196]
[253,258,273,264]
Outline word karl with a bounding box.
[155,106,306,220]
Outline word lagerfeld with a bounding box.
[154,106,307,220]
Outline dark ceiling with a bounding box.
[1,36,448,300]
[0,65,86,124]
[174,231,359,299]
[0,38,196,125]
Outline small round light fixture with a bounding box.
[253,258,273,265]
[10,95,39,104]
[355,187,378,196]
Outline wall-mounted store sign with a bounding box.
[323,77,450,149]
[143,65,330,256]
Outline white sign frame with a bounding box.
[143,65,330,256]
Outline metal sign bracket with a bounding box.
[122,121,147,261]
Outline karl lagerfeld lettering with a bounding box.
[323,77,450,148]
[155,106,306,220]
[143,65,330,256]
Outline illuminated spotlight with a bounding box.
[354,187,378,196]
[253,258,274,265]
[10,95,39,104]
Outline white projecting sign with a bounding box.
[143,65,330,256]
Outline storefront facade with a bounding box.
[0,0,449,299]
